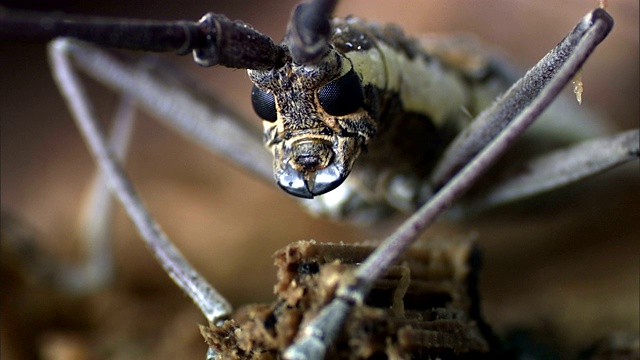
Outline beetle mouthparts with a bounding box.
[277,163,344,198]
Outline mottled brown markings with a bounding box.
[249,49,346,134]
[249,36,378,185]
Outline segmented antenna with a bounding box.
[0,7,282,70]
[286,0,338,65]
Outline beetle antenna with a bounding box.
[286,0,338,65]
[0,7,282,70]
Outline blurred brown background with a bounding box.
[1,1,638,359]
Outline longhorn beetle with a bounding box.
[0,0,636,360]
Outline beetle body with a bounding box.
[249,16,605,221]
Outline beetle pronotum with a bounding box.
[1,1,638,358]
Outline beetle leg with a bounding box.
[65,94,137,294]
[457,129,639,215]
[48,38,234,325]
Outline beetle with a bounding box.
[0,1,638,358]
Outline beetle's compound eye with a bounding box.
[318,69,364,116]
[251,85,277,122]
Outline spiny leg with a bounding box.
[48,38,232,325]
[284,8,614,359]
